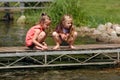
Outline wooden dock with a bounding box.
[0,0,52,10]
[0,44,120,69]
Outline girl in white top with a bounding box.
[52,15,78,50]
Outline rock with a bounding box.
[112,24,120,35]
[77,22,120,43]
[92,30,101,39]
[97,24,106,32]
[17,15,26,24]
[97,32,111,42]
[105,22,113,29]
[106,28,117,37]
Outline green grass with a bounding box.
[80,0,120,27]
[23,0,120,28]
[24,0,88,28]
[42,0,87,27]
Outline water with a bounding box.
[0,21,28,47]
[0,66,120,80]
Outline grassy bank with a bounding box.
[23,0,120,28]
[80,0,120,27]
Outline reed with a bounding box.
[42,0,87,27]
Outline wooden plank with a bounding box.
[0,44,120,53]
[0,49,119,57]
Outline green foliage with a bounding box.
[42,0,87,27]
[24,0,120,28]
[80,0,120,27]
[24,9,42,25]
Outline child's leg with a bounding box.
[67,31,78,49]
[52,31,62,49]
[37,31,48,50]
[27,44,35,49]
[37,31,46,43]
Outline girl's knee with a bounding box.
[74,31,78,36]
[40,31,46,37]
[52,31,59,37]
[38,31,46,40]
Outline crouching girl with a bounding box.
[25,13,51,50]
[52,15,77,50]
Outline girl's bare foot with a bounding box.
[53,45,60,50]
[69,45,76,49]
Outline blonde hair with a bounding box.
[56,15,75,40]
[61,15,73,27]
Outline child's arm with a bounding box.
[42,42,47,47]
[59,33,69,41]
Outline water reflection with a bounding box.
[0,22,27,47]
[0,67,120,80]
[16,24,26,44]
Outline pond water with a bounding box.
[0,66,120,80]
[0,21,28,47]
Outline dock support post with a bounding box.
[20,2,25,15]
[17,2,26,24]
[3,2,13,21]
[44,54,47,65]
[117,52,120,62]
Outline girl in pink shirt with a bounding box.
[25,13,51,50]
